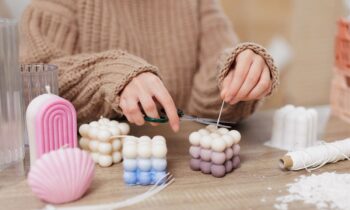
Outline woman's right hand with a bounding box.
[119,72,180,132]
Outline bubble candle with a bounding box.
[122,136,168,185]
[78,117,130,167]
[188,125,241,178]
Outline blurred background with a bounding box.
[221,0,345,109]
[0,0,347,110]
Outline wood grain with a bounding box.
[0,108,349,210]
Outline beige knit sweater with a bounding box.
[20,0,278,123]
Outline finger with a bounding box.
[224,51,254,103]
[221,70,234,99]
[124,98,145,126]
[246,67,271,101]
[139,95,160,126]
[256,81,272,99]
[119,98,134,123]
[232,56,264,103]
[242,83,271,102]
[153,85,180,132]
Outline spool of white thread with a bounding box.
[280,138,350,171]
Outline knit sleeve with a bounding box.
[20,0,160,123]
[186,0,278,122]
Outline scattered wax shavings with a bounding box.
[267,187,272,191]
[274,203,288,210]
[275,172,350,210]
[261,197,266,203]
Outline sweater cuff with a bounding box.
[100,51,161,113]
[217,42,279,96]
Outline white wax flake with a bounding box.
[261,197,266,203]
[275,172,350,210]
[267,186,272,191]
[274,203,288,210]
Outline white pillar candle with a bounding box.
[268,105,319,151]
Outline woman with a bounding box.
[20,0,278,132]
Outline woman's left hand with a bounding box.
[221,49,272,105]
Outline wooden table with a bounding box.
[1,107,350,210]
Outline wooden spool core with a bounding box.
[279,155,293,170]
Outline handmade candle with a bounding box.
[188,125,241,178]
[26,86,77,166]
[268,105,318,151]
[78,117,130,167]
[27,148,95,204]
[122,136,168,185]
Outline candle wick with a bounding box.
[45,85,52,94]
[60,144,69,150]
[216,101,225,128]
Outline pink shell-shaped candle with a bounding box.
[27,148,95,204]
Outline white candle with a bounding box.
[78,117,130,167]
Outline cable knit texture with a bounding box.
[217,42,279,94]
[20,0,278,123]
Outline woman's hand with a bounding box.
[221,49,272,105]
[119,72,180,132]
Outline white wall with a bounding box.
[0,0,30,19]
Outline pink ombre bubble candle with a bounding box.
[26,86,77,165]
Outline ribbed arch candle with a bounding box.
[27,87,77,166]
[36,99,77,157]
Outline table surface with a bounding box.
[1,107,350,210]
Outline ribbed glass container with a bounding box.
[21,64,59,109]
[0,18,25,170]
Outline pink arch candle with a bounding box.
[26,87,77,165]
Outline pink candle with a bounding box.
[26,86,77,165]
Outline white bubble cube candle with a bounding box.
[122,136,167,185]
[78,117,130,167]
[189,125,241,178]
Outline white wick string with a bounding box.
[216,101,225,128]
[284,138,350,171]
[45,85,51,94]
[44,173,175,210]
